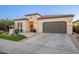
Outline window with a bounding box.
[17,22,19,29]
[20,22,23,32]
[20,22,22,29]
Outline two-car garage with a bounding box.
[43,21,67,33]
[37,15,74,34]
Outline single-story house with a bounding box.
[14,13,74,34]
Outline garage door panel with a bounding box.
[43,21,67,33]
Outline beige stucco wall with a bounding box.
[37,17,73,34]
[26,15,41,30]
[14,20,28,33]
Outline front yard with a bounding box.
[0,34,26,41]
[0,20,26,41]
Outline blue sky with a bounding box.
[0,5,79,21]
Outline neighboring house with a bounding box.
[14,13,74,34]
[73,20,79,26]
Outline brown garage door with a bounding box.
[43,21,67,33]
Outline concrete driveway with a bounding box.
[0,33,79,54]
[23,33,78,53]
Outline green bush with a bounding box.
[0,34,26,41]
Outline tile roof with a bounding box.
[25,13,42,16]
[73,20,79,23]
[14,18,29,21]
[14,13,74,21]
[38,14,74,19]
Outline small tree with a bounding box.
[0,20,14,32]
